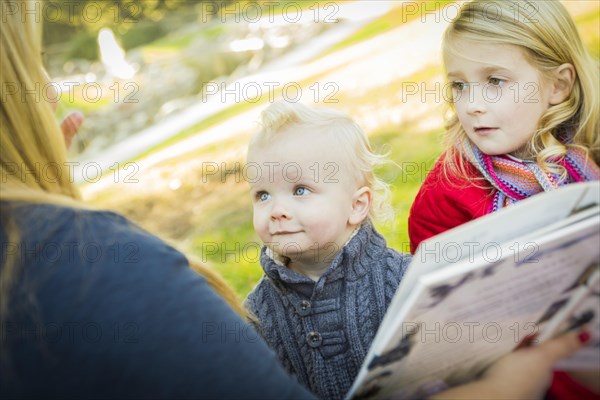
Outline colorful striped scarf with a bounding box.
[458,138,600,213]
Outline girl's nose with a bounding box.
[466,86,487,115]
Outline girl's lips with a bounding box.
[474,127,498,135]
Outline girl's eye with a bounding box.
[488,77,505,86]
[293,187,310,196]
[451,81,466,91]
[256,192,270,202]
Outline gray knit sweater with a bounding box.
[245,223,412,400]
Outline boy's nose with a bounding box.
[270,202,291,220]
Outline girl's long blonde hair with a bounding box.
[0,1,244,358]
[441,0,599,180]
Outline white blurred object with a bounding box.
[230,37,264,52]
[169,179,182,190]
[98,28,136,80]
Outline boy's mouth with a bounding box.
[272,230,301,235]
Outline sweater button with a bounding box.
[296,300,311,317]
[306,331,322,348]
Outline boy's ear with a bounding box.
[349,186,372,225]
[548,63,576,105]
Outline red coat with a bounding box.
[408,156,494,254]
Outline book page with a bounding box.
[380,182,600,345]
[541,268,600,370]
[348,213,599,400]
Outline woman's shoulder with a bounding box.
[0,203,315,399]
[1,201,191,293]
[4,201,131,234]
[3,201,171,254]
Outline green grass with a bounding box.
[371,126,443,254]
[144,32,202,51]
[190,218,263,296]
[143,25,228,53]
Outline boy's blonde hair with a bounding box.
[249,101,393,222]
[441,0,599,180]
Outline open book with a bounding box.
[347,181,600,400]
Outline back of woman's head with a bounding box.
[1,1,81,204]
[442,0,599,166]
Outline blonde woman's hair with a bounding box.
[0,1,245,368]
[1,1,82,204]
[248,101,393,222]
[441,0,599,180]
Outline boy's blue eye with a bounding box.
[294,187,310,196]
[257,192,270,201]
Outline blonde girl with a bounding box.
[409,0,599,253]
[408,0,599,398]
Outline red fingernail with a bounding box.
[578,331,591,344]
[516,333,538,349]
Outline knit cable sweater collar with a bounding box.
[259,223,383,296]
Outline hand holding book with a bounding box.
[432,329,590,399]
